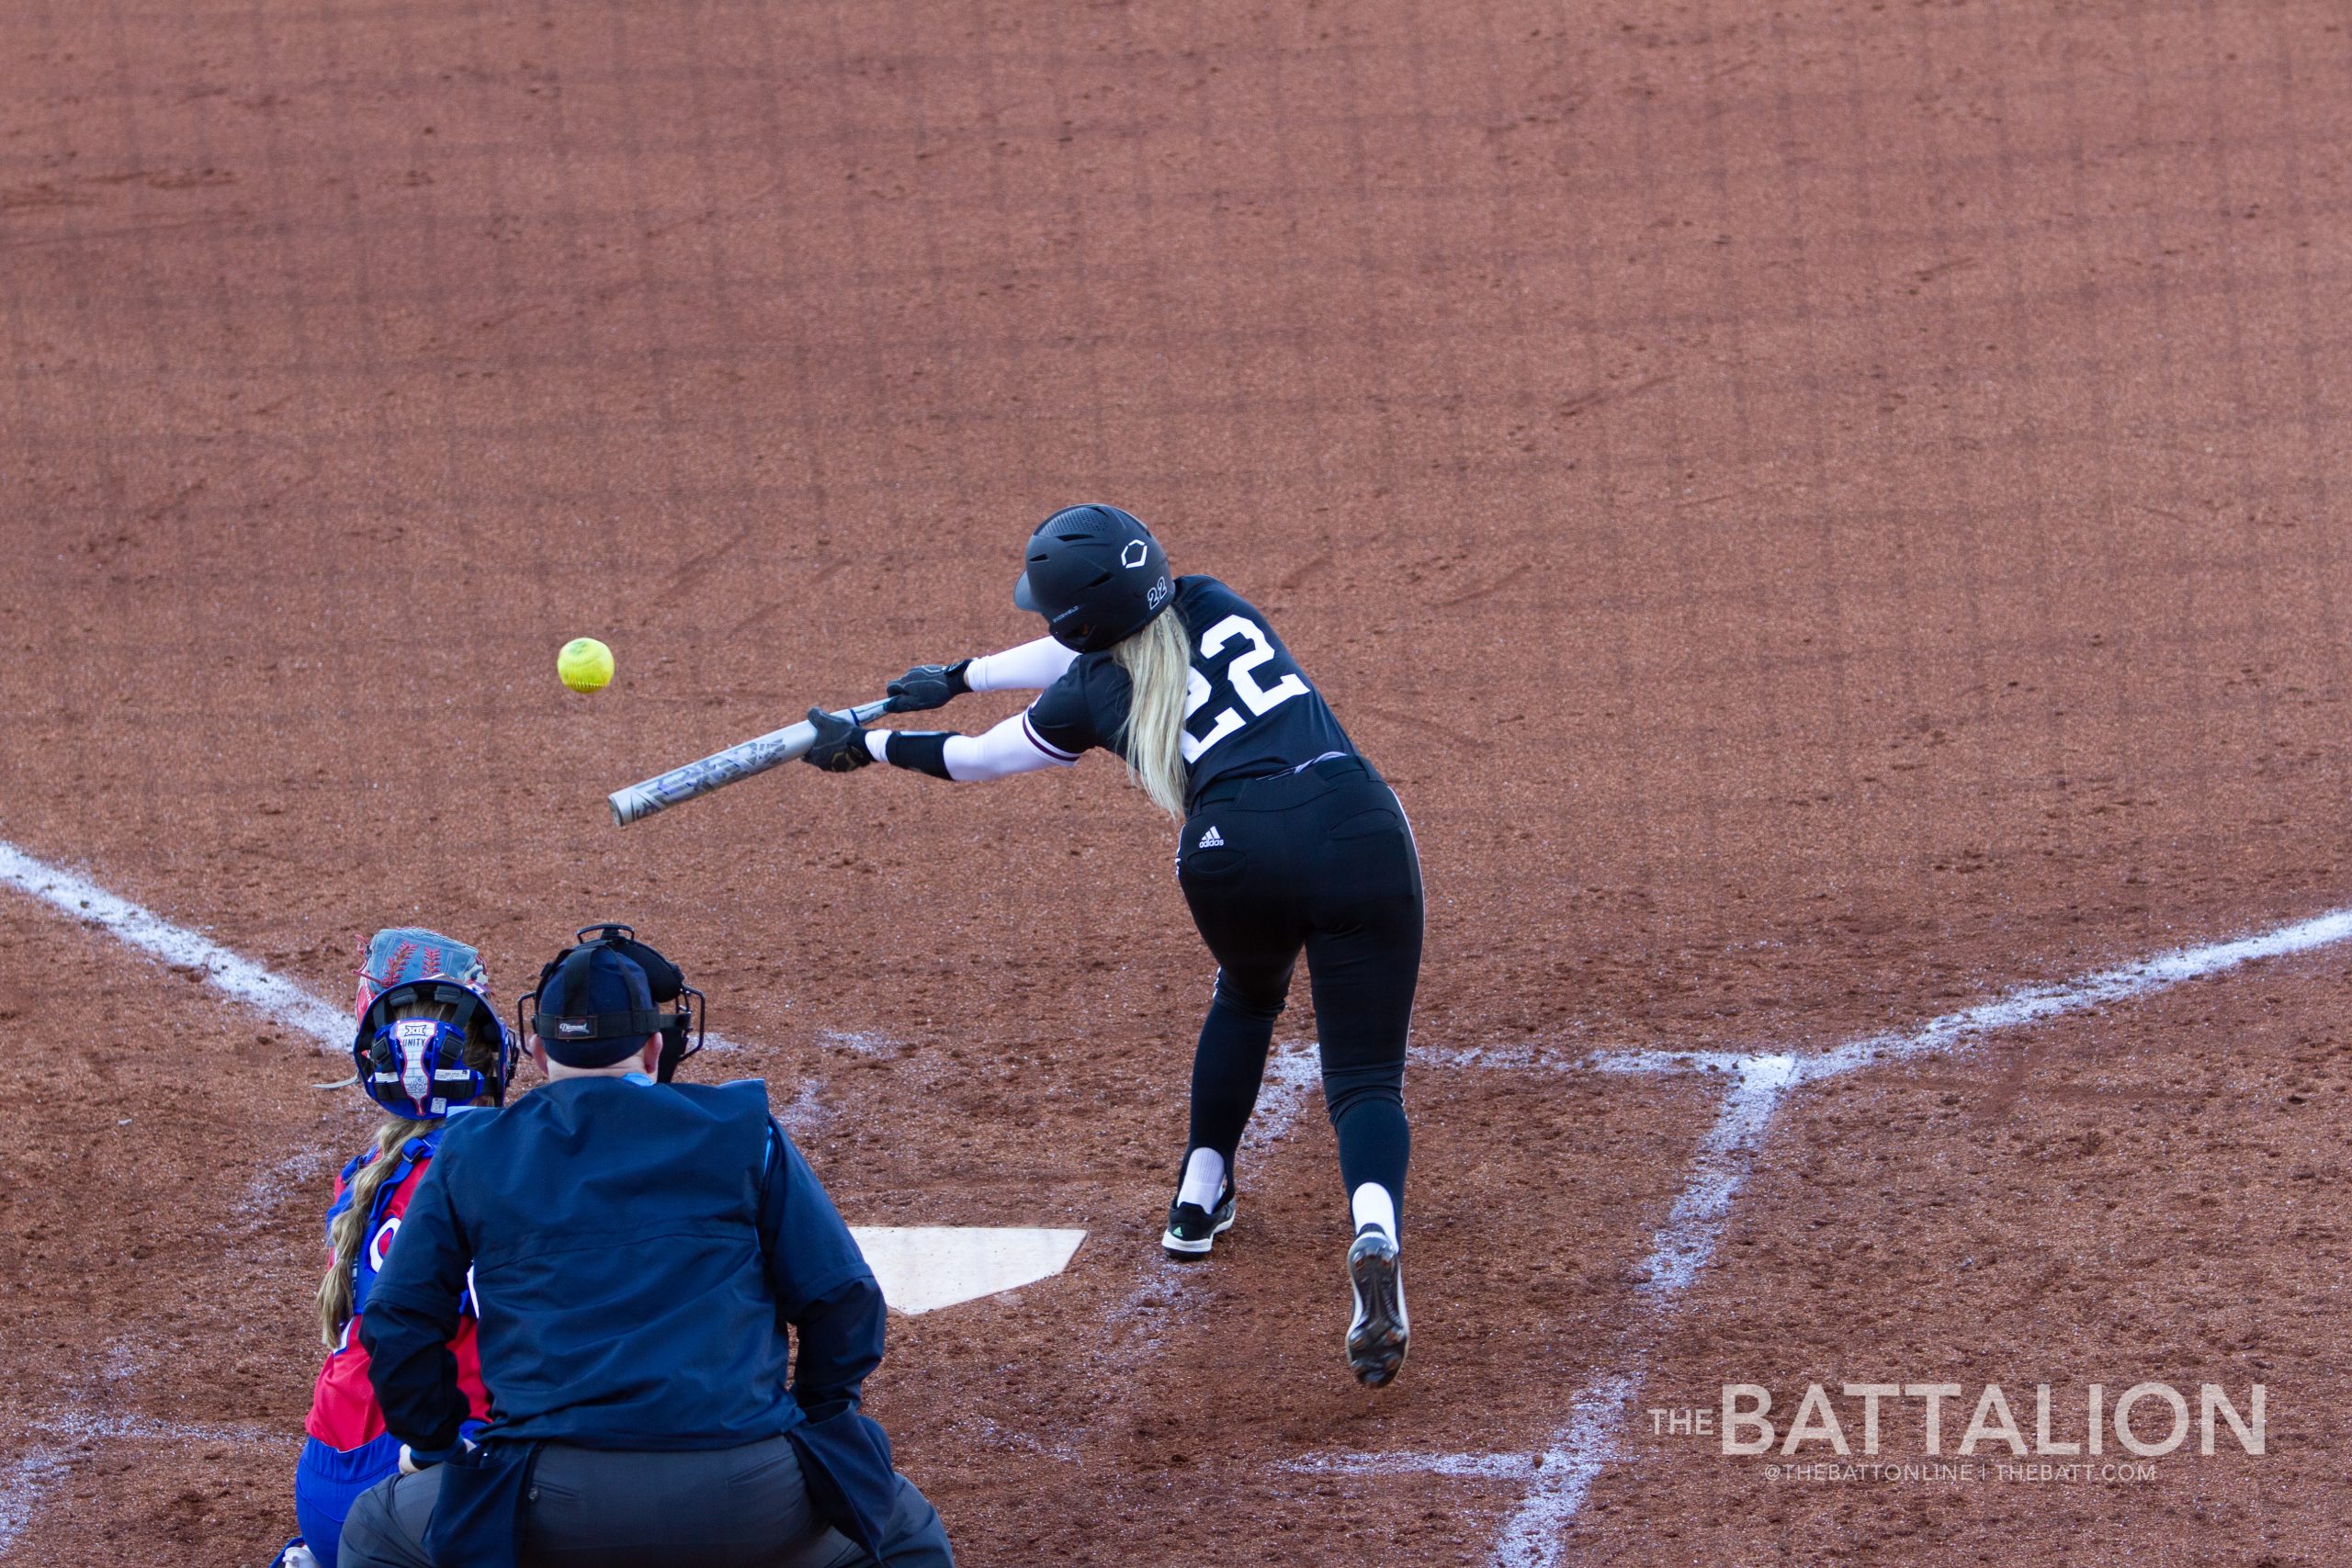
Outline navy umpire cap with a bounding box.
[531,944,660,1068]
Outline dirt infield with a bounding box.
[4,0,2349,1563]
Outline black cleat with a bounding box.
[1161,1184,1237,1258]
[1346,1227,1409,1387]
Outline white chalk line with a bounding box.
[0,1420,296,1554]
[1292,904,2352,1568]
[0,1450,70,1557]
[0,842,351,1048]
[815,1027,899,1056]
[0,838,803,1097]
[775,1077,825,1134]
[1243,1039,1323,1152]
[31,1411,289,1448]
[0,840,766,1060]
[0,1403,295,1554]
[1630,1055,1798,1300]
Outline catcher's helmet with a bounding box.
[1012,504,1173,653]
[519,923,705,1079]
[351,928,516,1118]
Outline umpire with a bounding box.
[339,933,953,1568]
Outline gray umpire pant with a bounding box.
[339,1437,953,1568]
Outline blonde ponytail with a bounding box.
[316,1112,436,1346]
[1111,609,1193,820]
[316,994,497,1347]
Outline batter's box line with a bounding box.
[1291,904,2352,1568]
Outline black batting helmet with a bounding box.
[1012,504,1173,653]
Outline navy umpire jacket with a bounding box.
[362,1076,899,1564]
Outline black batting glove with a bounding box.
[886,660,972,714]
[802,706,876,772]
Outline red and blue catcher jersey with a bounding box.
[304,1126,491,1452]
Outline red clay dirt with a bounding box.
[3,1,2349,1564]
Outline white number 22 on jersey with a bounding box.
[1181,615,1309,763]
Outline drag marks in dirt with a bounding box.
[1297,904,2352,1567]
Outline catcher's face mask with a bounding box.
[355,986,513,1117]
[350,928,516,1116]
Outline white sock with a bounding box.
[1178,1147,1227,1210]
[1351,1182,1397,1245]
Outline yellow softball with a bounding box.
[557,637,615,693]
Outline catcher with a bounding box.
[272,928,515,1568]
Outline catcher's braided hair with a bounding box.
[314,996,500,1347]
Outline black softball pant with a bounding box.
[1175,754,1423,1224]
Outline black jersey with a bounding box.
[1024,576,1357,810]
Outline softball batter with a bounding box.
[801,503,1422,1387]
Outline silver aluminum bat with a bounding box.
[609,698,895,826]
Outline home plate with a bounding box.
[850,1227,1087,1315]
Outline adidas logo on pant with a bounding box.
[1198,825,1224,848]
